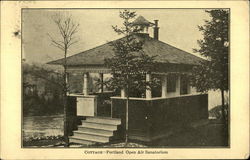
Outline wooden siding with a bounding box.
[111,94,208,142]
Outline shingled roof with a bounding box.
[48,34,204,66]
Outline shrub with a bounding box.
[209,104,228,120]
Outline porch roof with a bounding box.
[48,34,205,67]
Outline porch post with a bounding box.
[99,73,104,93]
[121,88,126,98]
[176,74,181,96]
[187,81,191,94]
[146,73,152,99]
[83,72,89,95]
[161,75,167,98]
[190,87,197,94]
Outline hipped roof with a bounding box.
[48,34,204,66]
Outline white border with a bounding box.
[1,1,249,159]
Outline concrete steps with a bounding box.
[72,131,109,143]
[81,121,117,131]
[86,117,121,125]
[69,136,95,145]
[69,116,121,146]
[78,126,114,136]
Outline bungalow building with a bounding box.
[48,16,208,145]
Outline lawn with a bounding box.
[153,120,228,147]
[23,119,228,148]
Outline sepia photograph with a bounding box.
[22,8,230,148]
[1,0,249,159]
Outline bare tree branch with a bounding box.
[68,40,78,48]
[47,33,65,50]
[48,13,80,147]
[48,13,79,51]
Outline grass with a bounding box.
[23,119,228,148]
[153,120,228,147]
[23,135,64,147]
[23,139,64,147]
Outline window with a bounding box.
[167,74,176,92]
[180,75,189,95]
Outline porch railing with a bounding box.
[111,93,208,142]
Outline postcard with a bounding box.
[0,0,249,159]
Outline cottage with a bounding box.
[48,16,208,145]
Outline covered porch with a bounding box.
[67,64,201,117]
[65,64,208,142]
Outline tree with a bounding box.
[105,10,155,144]
[48,13,79,147]
[22,63,64,116]
[191,9,229,122]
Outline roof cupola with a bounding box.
[131,16,159,40]
[131,16,154,35]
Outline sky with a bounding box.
[22,9,210,64]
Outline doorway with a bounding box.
[180,75,189,95]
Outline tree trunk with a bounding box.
[63,87,69,147]
[221,89,228,145]
[221,89,226,123]
[63,47,69,147]
[125,87,129,145]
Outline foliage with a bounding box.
[24,135,64,142]
[191,9,229,92]
[209,104,229,120]
[104,10,157,144]
[23,135,64,147]
[104,10,156,97]
[191,9,229,123]
[23,63,64,116]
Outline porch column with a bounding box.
[121,88,126,98]
[176,74,181,96]
[146,73,152,99]
[190,87,197,94]
[83,72,89,95]
[99,73,104,93]
[161,75,167,98]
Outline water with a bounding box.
[23,115,63,139]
